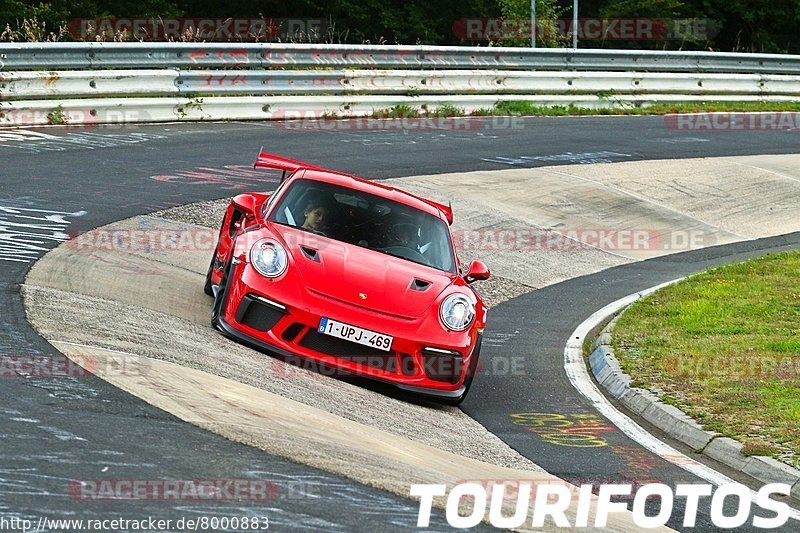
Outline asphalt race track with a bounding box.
[2,116,799,531]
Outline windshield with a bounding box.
[268,178,456,273]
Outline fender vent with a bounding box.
[410,278,431,291]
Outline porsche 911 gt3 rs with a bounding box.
[205,151,490,404]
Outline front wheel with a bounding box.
[203,253,216,297]
[211,253,234,331]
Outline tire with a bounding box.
[440,334,483,406]
[211,252,234,331]
[204,238,224,297]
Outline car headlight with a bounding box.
[250,239,288,278]
[440,294,475,331]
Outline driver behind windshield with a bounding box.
[301,194,337,234]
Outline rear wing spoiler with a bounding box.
[253,148,454,225]
[253,148,329,181]
[430,200,453,225]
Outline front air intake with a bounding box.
[421,347,463,384]
[235,294,286,332]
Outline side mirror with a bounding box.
[231,193,270,221]
[465,260,491,282]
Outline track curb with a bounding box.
[586,279,800,503]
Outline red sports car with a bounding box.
[205,151,490,404]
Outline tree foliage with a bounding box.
[1,0,798,52]
[496,0,568,47]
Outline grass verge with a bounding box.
[612,251,800,467]
[368,101,800,120]
[479,100,800,117]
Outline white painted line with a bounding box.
[564,278,800,519]
[730,161,800,185]
[50,340,142,358]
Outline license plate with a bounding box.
[318,317,393,352]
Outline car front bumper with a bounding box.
[217,261,480,396]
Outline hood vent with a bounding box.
[300,246,320,262]
[410,278,432,291]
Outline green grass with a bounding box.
[369,101,800,121]
[474,100,800,117]
[46,105,67,125]
[613,251,800,465]
[371,104,420,118]
[371,103,467,119]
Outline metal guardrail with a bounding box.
[2,42,799,127]
[3,42,800,74]
[4,70,800,100]
[7,93,795,127]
